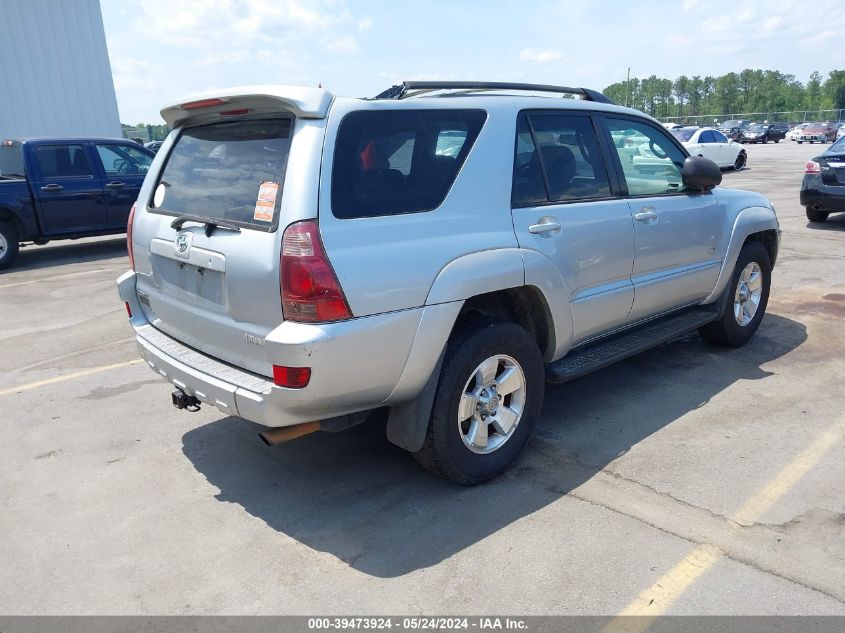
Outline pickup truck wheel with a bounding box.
[0,220,20,271]
[699,241,770,347]
[806,208,829,222]
[414,321,544,485]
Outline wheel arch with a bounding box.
[703,206,779,304]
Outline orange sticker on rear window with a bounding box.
[254,182,279,222]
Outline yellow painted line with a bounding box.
[0,267,125,289]
[0,359,143,397]
[604,417,845,631]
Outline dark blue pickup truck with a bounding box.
[0,138,155,269]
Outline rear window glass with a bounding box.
[331,109,486,219]
[150,118,292,230]
[671,129,696,142]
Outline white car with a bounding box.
[837,124,845,141]
[671,126,747,170]
[787,123,811,141]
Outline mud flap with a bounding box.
[385,351,445,453]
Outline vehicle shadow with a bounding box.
[806,214,845,231]
[181,313,806,578]
[6,237,127,273]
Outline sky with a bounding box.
[100,0,845,124]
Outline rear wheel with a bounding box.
[0,220,20,271]
[699,241,770,347]
[806,208,829,223]
[414,320,544,485]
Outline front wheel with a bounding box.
[414,321,544,485]
[733,152,747,170]
[798,141,804,144]
[775,138,780,143]
[699,241,771,347]
[0,220,20,271]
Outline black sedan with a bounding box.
[740,124,785,144]
[801,136,845,222]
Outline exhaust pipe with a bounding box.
[259,421,321,446]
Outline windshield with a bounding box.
[722,120,741,128]
[150,118,292,230]
[747,125,766,132]
[671,129,696,142]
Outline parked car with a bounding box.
[787,123,811,141]
[144,141,164,153]
[769,122,790,138]
[0,138,155,269]
[662,123,684,130]
[740,123,785,144]
[801,135,845,222]
[836,124,845,140]
[797,122,837,144]
[718,119,750,141]
[671,126,747,169]
[117,81,780,484]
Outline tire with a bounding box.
[699,241,771,347]
[733,151,746,170]
[806,208,829,223]
[798,141,803,144]
[762,137,768,144]
[0,220,20,271]
[414,320,544,485]
[775,139,780,143]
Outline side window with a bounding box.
[699,131,716,143]
[512,118,547,206]
[512,114,611,206]
[96,144,152,176]
[331,109,486,219]
[34,145,93,178]
[605,118,685,196]
[712,130,728,143]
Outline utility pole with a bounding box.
[626,67,631,108]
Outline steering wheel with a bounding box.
[114,159,131,175]
[649,140,668,160]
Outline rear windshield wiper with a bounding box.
[170,214,241,236]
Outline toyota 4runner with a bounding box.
[117,81,780,484]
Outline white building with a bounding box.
[0,0,122,139]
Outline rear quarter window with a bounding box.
[331,109,486,219]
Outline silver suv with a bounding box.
[117,81,780,484]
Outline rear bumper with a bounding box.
[800,175,845,213]
[116,270,446,428]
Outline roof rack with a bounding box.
[373,81,613,104]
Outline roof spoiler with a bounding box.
[373,81,613,104]
[160,85,333,127]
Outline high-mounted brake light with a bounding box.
[127,203,136,271]
[805,160,821,174]
[181,98,226,110]
[220,108,250,116]
[281,221,352,323]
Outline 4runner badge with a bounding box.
[174,232,192,259]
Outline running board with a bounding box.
[545,307,720,383]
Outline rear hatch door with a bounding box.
[132,103,325,377]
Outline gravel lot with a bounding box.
[1,140,843,615]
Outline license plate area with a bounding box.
[152,254,226,306]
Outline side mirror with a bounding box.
[682,156,721,193]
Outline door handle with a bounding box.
[634,207,658,222]
[40,184,64,192]
[528,220,562,234]
[105,181,126,189]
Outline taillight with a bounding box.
[805,160,821,174]
[281,221,351,322]
[127,203,136,271]
[272,365,311,389]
